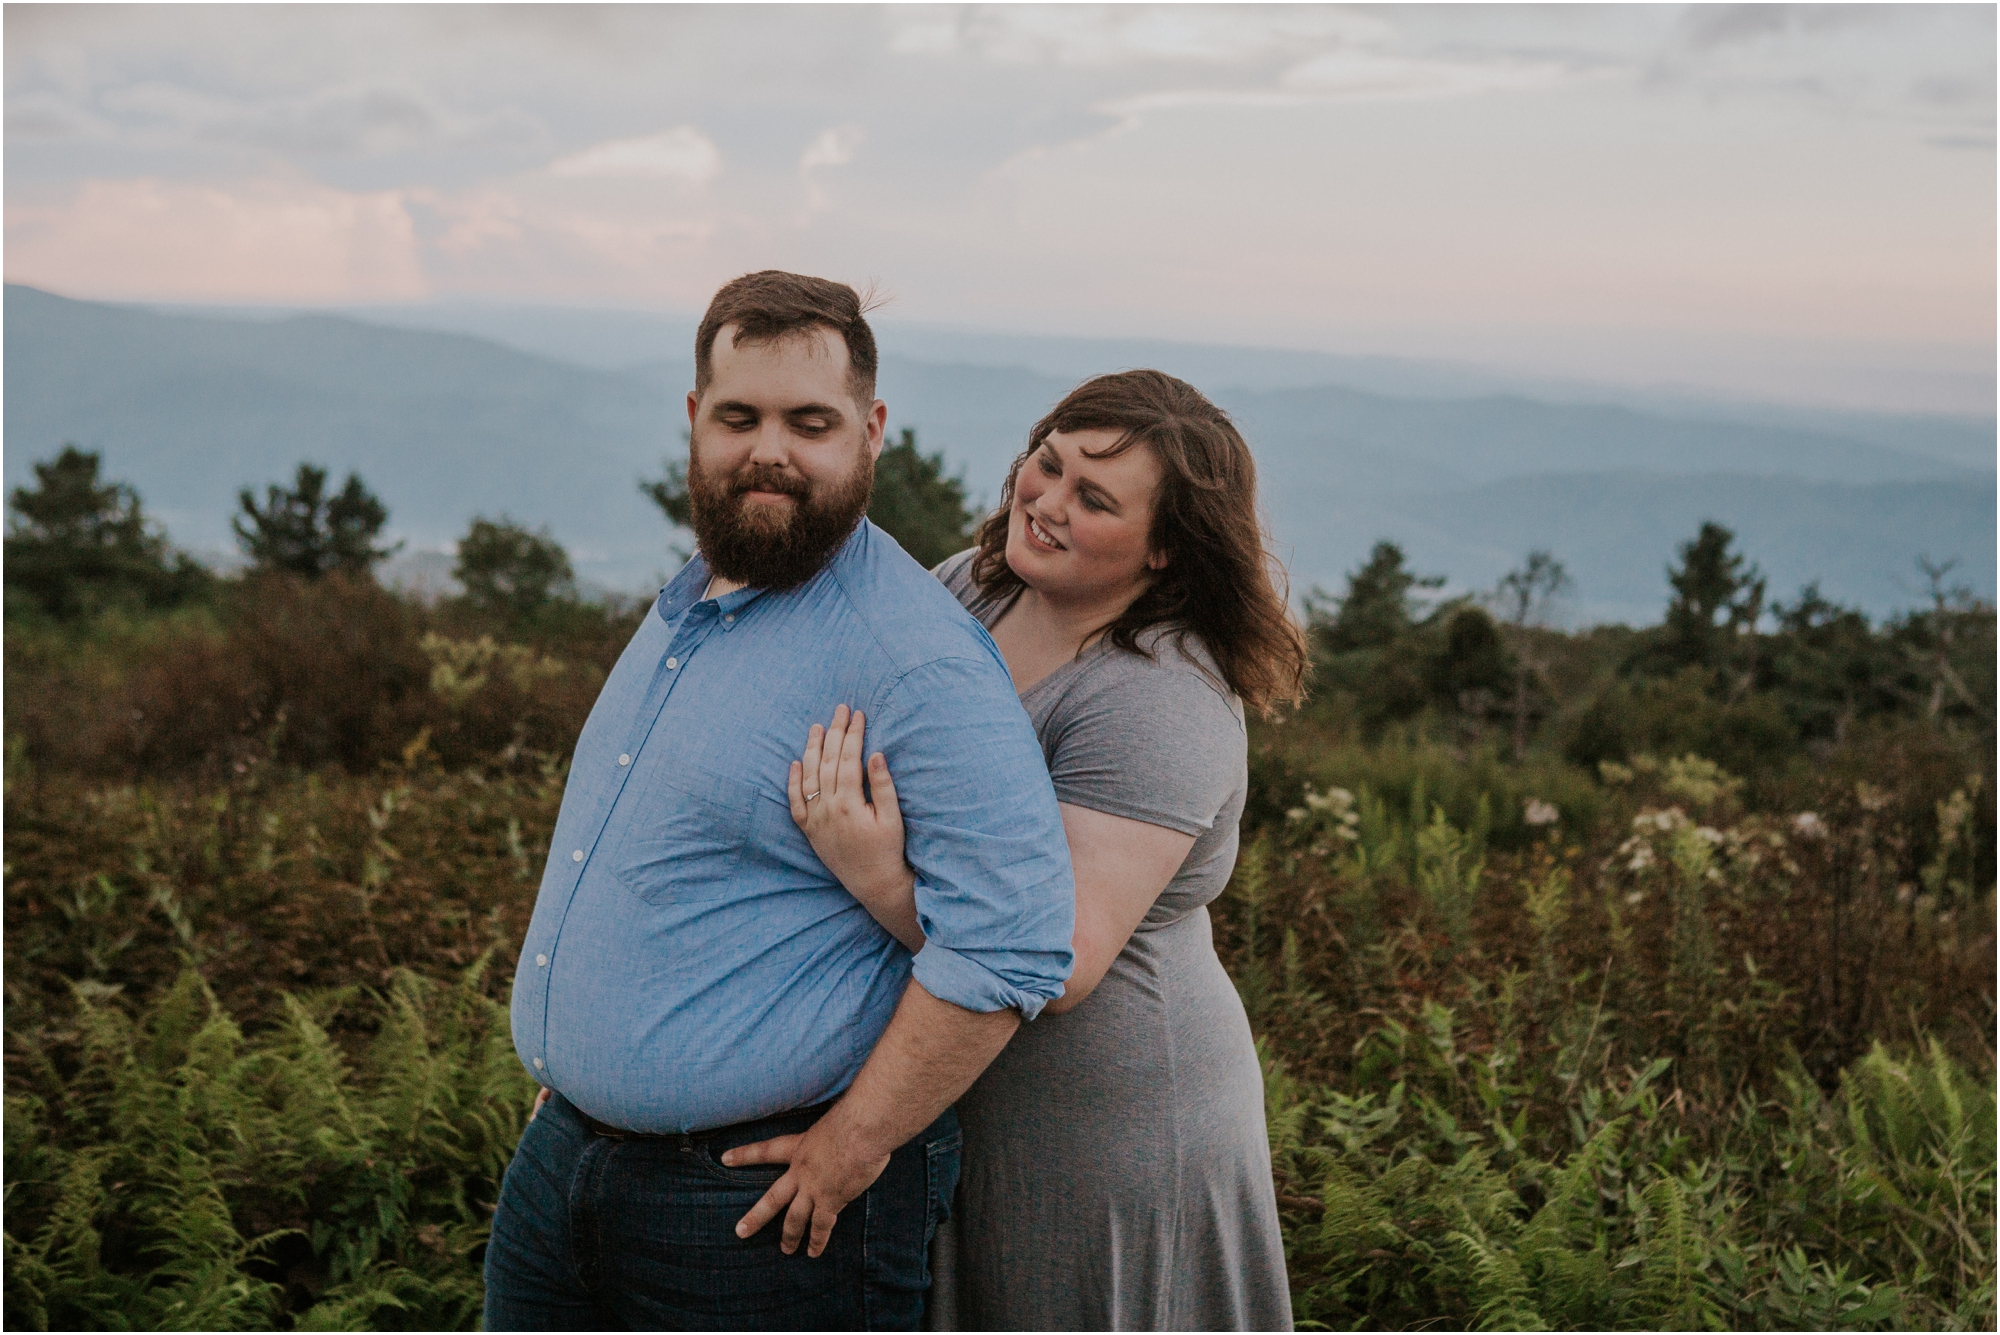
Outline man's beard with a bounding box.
[685,438,874,592]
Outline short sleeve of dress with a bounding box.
[1042,638,1246,838]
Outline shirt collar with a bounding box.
[653,523,871,629]
[655,552,763,627]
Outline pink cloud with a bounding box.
[6,176,429,302]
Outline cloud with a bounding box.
[889,3,1385,66]
[4,90,115,139]
[6,176,427,301]
[1281,49,1581,102]
[26,77,546,160]
[549,127,721,183]
[800,126,864,171]
[1091,49,1590,123]
[1646,2,1995,128]
[1677,3,1891,53]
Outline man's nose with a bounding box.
[747,420,792,468]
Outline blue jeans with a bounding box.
[482,1093,961,1331]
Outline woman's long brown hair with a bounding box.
[969,369,1310,716]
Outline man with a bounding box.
[483,271,1076,1331]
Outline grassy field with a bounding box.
[5,545,1994,1330]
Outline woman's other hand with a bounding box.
[790,705,925,951]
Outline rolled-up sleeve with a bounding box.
[868,655,1075,1018]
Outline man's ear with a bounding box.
[865,398,888,462]
[686,390,701,430]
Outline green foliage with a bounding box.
[1650,519,1768,676]
[235,464,400,579]
[1265,1007,1990,1332]
[4,463,1993,1330]
[4,964,535,1331]
[5,445,209,620]
[1313,540,1446,655]
[1297,523,1993,819]
[6,571,635,780]
[1307,543,1516,736]
[638,454,694,531]
[1229,757,1991,1327]
[451,516,576,624]
[867,428,981,568]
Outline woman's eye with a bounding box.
[1035,452,1059,476]
[1081,494,1108,513]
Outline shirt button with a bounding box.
[723,614,734,624]
[536,953,549,967]
[618,754,631,767]
[572,849,583,862]
[665,657,679,669]
[533,1058,544,1070]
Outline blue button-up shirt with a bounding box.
[510,521,1075,1133]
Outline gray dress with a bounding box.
[927,552,1293,1331]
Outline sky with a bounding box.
[5,3,1995,412]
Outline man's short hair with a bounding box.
[694,271,879,409]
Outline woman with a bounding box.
[784,369,1310,1330]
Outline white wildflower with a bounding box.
[1524,799,1560,827]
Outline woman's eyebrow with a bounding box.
[1077,478,1120,512]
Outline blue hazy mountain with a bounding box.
[7,285,1991,624]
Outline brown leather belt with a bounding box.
[574,1106,692,1143]
[570,1098,835,1144]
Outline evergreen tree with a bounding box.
[1659,521,1765,673]
[4,445,206,619]
[639,459,695,531]
[234,464,399,579]
[867,428,979,568]
[1766,583,1889,743]
[1307,543,1472,732]
[1315,541,1444,655]
[453,517,576,622]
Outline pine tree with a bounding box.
[867,428,979,568]
[1660,520,1765,675]
[233,464,399,579]
[4,445,207,619]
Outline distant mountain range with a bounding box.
[7,284,1992,625]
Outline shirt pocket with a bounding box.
[610,764,759,904]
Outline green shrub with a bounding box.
[1266,1013,1991,1331]
[4,963,535,1331]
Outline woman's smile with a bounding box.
[1024,513,1066,552]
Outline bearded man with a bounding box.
[482,271,1076,1331]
